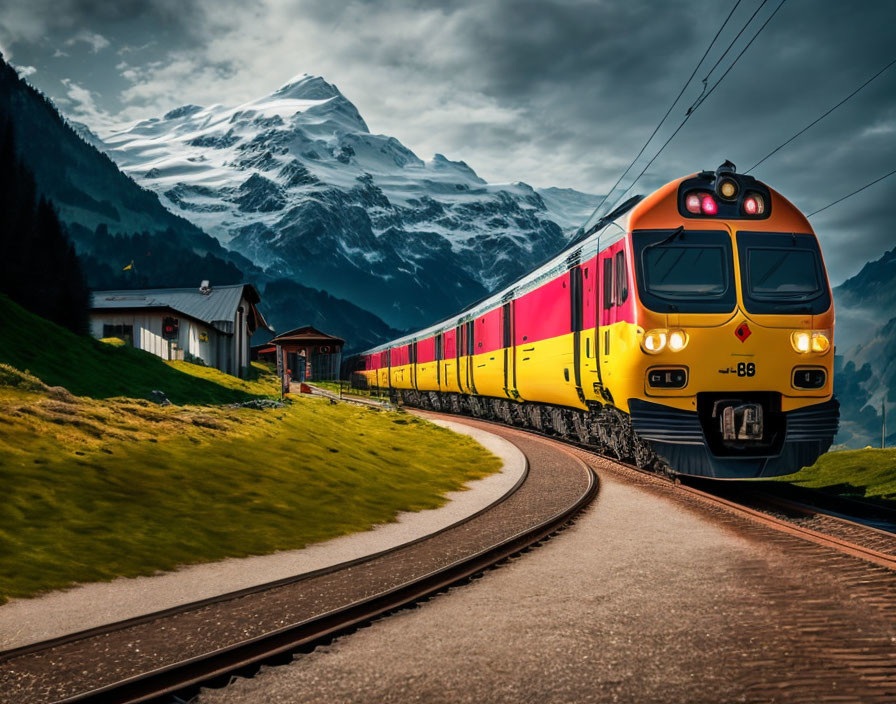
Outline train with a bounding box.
[349,162,839,479]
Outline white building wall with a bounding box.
[90,312,227,371]
[228,298,255,377]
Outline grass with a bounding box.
[0,295,262,405]
[312,380,387,399]
[0,365,500,603]
[773,448,896,501]
[167,360,280,397]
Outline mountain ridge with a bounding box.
[90,73,602,329]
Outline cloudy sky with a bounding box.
[1,0,894,284]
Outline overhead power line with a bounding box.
[686,0,769,114]
[807,167,896,217]
[582,0,744,229]
[607,0,787,211]
[746,56,896,173]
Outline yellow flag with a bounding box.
[122,260,134,271]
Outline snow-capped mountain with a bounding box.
[95,74,601,329]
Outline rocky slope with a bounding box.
[93,74,602,329]
[832,248,896,447]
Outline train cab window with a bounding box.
[633,229,736,314]
[603,258,613,309]
[736,232,831,314]
[614,251,628,304]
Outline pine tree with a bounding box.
[0,119,90,334]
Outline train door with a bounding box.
[598,242,630,402]
[465,320,476,394]
[411,341,418,390]
[435,333,442,389]
[456,323,465,393]
[502,301,516,399]
[581,258,600,401]
[570,265,585,403]
[384,349,390,389]
[598,249,615,399]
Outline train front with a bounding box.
[622,162,839,478]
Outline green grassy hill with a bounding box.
[0,295,501,603]
[0,294,259,404]
[775,447,896,500]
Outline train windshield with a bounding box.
[633,230,736,313]
[737,232,831,314]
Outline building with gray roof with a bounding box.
[89,282,272,377]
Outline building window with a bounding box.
[103,324,133,345]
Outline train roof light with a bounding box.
[744,197,758,215]
[700,195,718,215]
[718,178,738,200]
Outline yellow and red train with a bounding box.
[352,162,838,478]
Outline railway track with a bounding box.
[0,427,596,704]
[3,408,892,703]
[411,407,896,571]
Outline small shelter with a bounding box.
[268,326,345,386]
[89,282,271,378]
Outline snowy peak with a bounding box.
[163,104,204,120]
[430,153,486,185]
[273,73,342,101]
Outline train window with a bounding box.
[736,232,831,314]
[603,258,613,309]
[633,229,736,314]
[615,251,628,305]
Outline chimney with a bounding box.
[199,280,212,295]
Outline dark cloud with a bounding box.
[3,0,894,282]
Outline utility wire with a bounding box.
[686,0,786,115]
[582,0,743,229]
[746,56,896,173]
[608,0,787,211]
[686,0,769,114]
[807,167,896,217]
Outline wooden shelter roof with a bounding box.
[270,326,345,346]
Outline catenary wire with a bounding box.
[607,0,787,211]
[686,0,769,114]
[807,167,896,217]
[746,56,896,173]
[582,0,744,228]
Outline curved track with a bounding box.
[0,425,595,704]
[200,415,896,704]
[410,403,896,568]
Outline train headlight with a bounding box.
[791,331,830,354]
[810,331,831,354]
[791,331,811,353]
[668,329,689,352]
[642,329,668,354]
